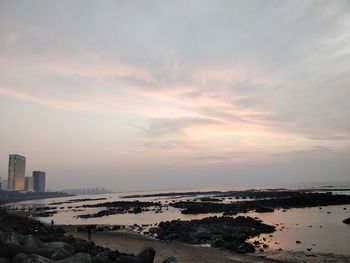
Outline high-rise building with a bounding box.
[8,154,26,191]
[33,171,46,192]
[24,176,34,192]
[1,180,8,190]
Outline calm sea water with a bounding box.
[6,183,350,255]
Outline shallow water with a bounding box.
[7,186,350,255]
[6,191,223,225]
[248,205,350,255]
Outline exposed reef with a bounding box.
[77,201,162,218]
[170,192,350,214]
[150,216,275,253]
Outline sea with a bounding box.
[4,182,350,255]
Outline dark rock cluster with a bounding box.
[151,216,275,254]
[198,197,222,202]
[171,193,350,214]
[78,201,162,218]
[50,198,108,205]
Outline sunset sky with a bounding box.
[0,1,349,191]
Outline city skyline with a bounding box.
[0,1,350,191]
[4,154,46,192]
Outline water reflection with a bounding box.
[7,189,350,255]
[248,205,350,255]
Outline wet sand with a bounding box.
[63,227,350,263]
[64,227,281,263]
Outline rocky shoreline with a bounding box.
[2,207,349,263]
[3,188,350,262]
[0,209,174,263]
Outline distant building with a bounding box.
[1,180,8,190]
[60,187,111,195]
[8,154,26,191]
[33,171,46,192]
[24,176,34,192]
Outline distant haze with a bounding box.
[0,1,349,191]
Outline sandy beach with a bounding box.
[64,227,350,263]
[65,227,278,263]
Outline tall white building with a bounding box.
[8,154,26,191]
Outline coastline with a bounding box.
[0,209,162,262]
[4,187,350,262]
[64,226,280,263]
[63,226,350,263]
[1,206,350,263]
[0,208,281,263]
[0,191,73,205]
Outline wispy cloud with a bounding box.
[131,117,223,136]
[190,146,336,164]
[0,0,350,188]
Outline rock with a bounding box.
[194,228,211,240]
[10,232,23,246]
[343,217,350,224]
[29,254,54,263]
[96,250,115,263]
[68,239,94,253]
[255,207,274,213]
[45,242,74,254]
[55,253,92,263]
[0,242,30,258]
[162,256,178,263]
[225,241,255,253]
[115,256,141,263]
[23,234,38,250]
[12,253,29,263]
[51,248,72,260]
[137,247,155,263]
[155,216,275,253]
[32,247,59,258]
[0,232,5,244]
[108,250,120,260]
[211,238,226,248]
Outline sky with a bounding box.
[0,0,349,191]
